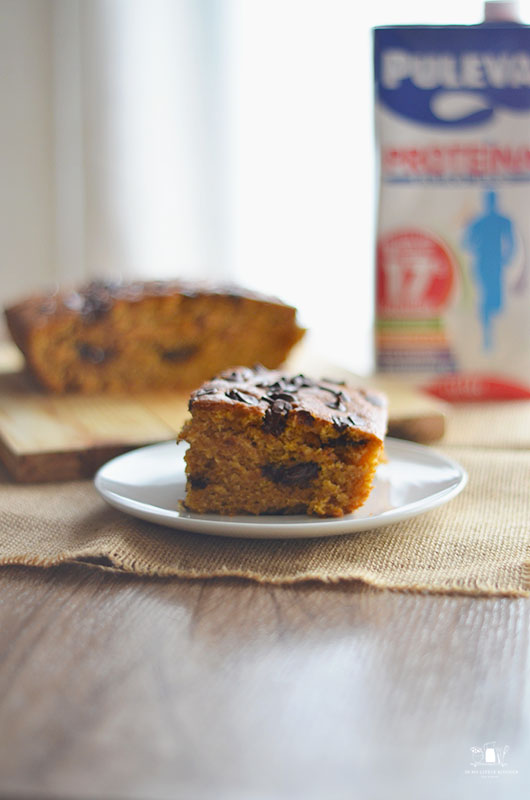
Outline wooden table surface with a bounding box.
[1,564,529,800]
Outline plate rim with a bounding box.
[94,437,468,539]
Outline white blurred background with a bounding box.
[0,0,523,372]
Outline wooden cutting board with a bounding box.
[0,342,447,482]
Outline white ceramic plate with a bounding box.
[94,438,467,539]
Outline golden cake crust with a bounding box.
[187,366,387,441]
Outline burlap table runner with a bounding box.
[1,402,529,595]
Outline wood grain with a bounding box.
[0,371,187,482]
[0,565,528,800]
[0,343,447,483]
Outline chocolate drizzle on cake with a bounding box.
[64,280,177,322]
[225,388,260,405]
[256,373,315,392]
[266,391,296,403]
[65,281,117,322]
[321,377,346,386]
[188,385,218,411]
[256,371,357,419]
[326,390,349,412]
[331,415,358,432]
[189,367,383,442]
[262,399,292,435]
[222,367,256,383]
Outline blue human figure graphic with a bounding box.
[463,190,515,350]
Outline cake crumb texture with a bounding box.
[178,367,387,517]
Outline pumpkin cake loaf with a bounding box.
[178,366,387,517]
[4,280,305,392]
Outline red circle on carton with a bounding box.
[377,230,456,317]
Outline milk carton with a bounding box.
[374,13,530,399]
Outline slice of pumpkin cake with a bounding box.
[178,366,387,517]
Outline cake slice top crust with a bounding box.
[187,366,387,443]
[5,279,301,335]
